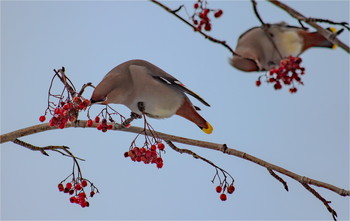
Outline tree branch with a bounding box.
[149,0,238,57]
[1,121,349,198]
[268,0,350,53]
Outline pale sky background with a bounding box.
[1,0,349,220]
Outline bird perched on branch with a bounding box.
[230,22,341,72]
[90,59,213,134]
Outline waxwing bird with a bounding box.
[230,22,341,72]
[90,59,213,134]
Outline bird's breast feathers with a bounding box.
[275,31,303,56]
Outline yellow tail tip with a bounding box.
[327,27,337,49]
[328,27,337,33]
[202,122,213,134]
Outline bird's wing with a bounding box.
[152,76,210,107]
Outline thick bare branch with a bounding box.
[1,121,349,198]
[268,0,350,53]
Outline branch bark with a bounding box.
[1,121,349,197]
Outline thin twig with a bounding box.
[251,0,265,25]
[12,138,85,161]
[149,0,238,57]
[78,82,94,97]
[268,168,289,191]
[54,68,77,97]
[301,183,338,221]
[166,140,234,187]
[304,17,349,31]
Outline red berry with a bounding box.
[81,180,88,187]
[58,122,65,129]
[145,150,152,158]
[156,162,163,169]
[75,184,82,191]
[107,124,113,130]
[73,96,82,104]
[58,183,64,192]
[66,182,72,189]
[157,143,165,151]
[216,185,222,193]
[95,116,100,123]
[214,9,223,18]
[69,189,74,195]
[150,145,157,151]
[227,185,235,194]
[80,200,88,208]
[54,108,61,115]
[194,3,199,9]
[83,99,91,107]
[204,23,211,31]
[39,115,46,122]
[86,119,93,127]
[90,191,95,197]
[70,196,76,203]
[124,152,129,158]
[256,80,261,87]
[268,78,276,83]
[274,82,282,90]
[78,192,86,199]
[289,87,298,93]
[220,193,227,201]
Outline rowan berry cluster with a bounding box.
[256,56,305,93]
[191,0,223,31]
[58,178,98,208]
[86,116,114,132]
[215,184,235,201]
[124,143,165,169]
[39,97,90,128]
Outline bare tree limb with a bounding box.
[1,121,349,198]
[268,0,350,53]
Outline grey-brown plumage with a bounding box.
[230,22,337,72]
[91,59,213,134]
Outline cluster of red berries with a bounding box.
[86,116,114,132]
[192,0,223,31]
[124,143,165,168]
[215,184,235,201]
[256,56,305,93]
[39,97,91,128]
[58,178,97,208]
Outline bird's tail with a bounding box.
[176,97,213,134]
[302,27,343,50]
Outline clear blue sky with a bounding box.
[1,1,349,220]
